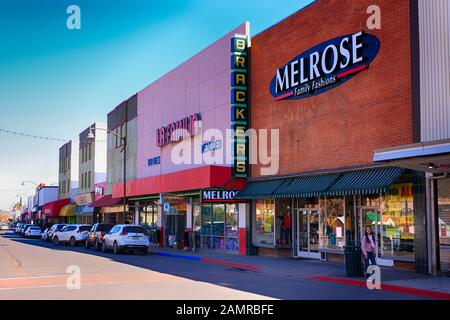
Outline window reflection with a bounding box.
[380,183,415,258]
[254,199,275,246]
[325,198,345,249]
[200,204,239,253]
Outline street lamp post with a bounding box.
[87,127,127,222]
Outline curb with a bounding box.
[307,276,450,300]
[152,252,262,272]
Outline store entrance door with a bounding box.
[165,213,186,249]
[358,207,393,267]
[296,209,321,259]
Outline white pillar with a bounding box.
[134,201,140,225]
[186,202,193,230]
[157,204,163,228]
[238,203,246,229]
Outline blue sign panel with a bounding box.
[148,156,161,167]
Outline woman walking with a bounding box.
[361,226,377,276]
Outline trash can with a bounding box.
[344,242,364,277]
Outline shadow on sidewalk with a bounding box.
[1,231,444,300]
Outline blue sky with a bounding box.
[0,0,313,210]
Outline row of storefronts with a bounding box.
[19,0,449,275]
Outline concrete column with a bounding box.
[157,203,163,228]
[186,202,193,231]
[134,201,140,225]
[413,171,429,274]
[426,173,440,275]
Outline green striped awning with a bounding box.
[235,167,405,200]
[273,174,341,198]
[325,167,405,196]
[234,179,286,200]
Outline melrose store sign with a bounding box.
[270,31,380,100]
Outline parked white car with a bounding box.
[47,224,67,242]
[21,224,33,236]
[41,228,50,242]
[25,226,42,238]
[1,224,9,230]
[102,225,149,255]
[52,224,92,247]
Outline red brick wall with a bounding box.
[250,0,413,178]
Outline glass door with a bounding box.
[296,209,321,259]
[297,209,308,255]
[359,207,393,267]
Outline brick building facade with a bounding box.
[236,0,435,273]
[251,0,413,177]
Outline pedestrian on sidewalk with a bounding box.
[361,226,377,277]
[183,229,190,251]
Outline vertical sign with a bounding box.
[231,35,249,178]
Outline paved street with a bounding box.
[1,230,445,300]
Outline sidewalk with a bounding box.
[148,246,450,298]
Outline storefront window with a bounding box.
[201,205,212,236]
[345,196,356,244]
[226,237,239,252]
[212,205,225,236]
[296,198,320,209]
[225,204,238,238]
[319,198,327,249]
[380,183,415,259]
[325,198,345,249]
[275,199,292,246]
[254,199,275,246]
[193,205,201,232]
[437,178,449,274]
[212,237,224,250]
[200,204,239,253]
[140,205,158,230]
[225,205,239,253]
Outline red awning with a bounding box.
[112,165,246,198]
[90,195,123,208]
[42,198,70,217]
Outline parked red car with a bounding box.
[85,223,115,251]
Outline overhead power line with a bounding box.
[0,128,69,142]
[0,128,107,143]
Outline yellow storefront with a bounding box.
[60,205,77,224]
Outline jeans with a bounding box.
[364,251,377,275]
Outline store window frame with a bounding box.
[251,185,416,263]
[199,203,239,253]
[253,198,296,249]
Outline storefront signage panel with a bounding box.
[231,35,249,178]
[202,189,240,203]
[162,195,187,204]
[74,193,93,205]
[156,113,202,147]
[270,32,380,100]
[148,156,161,166]
[95,187,104,196]
[201,139,222,154]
